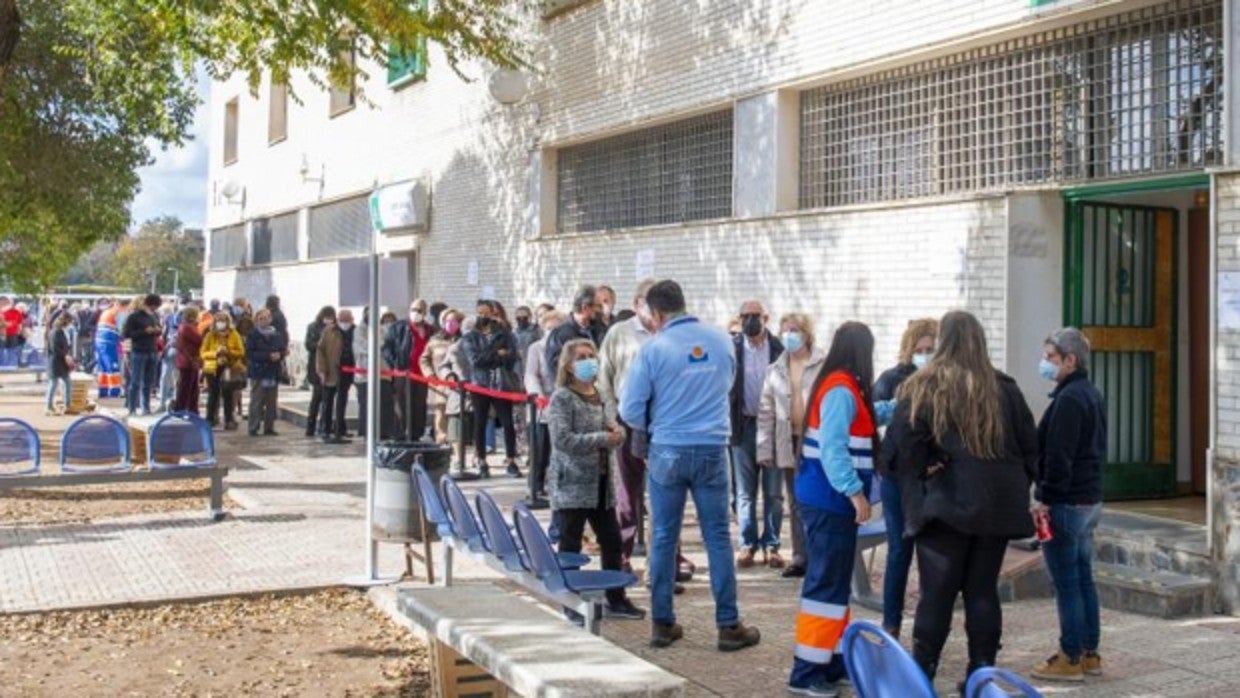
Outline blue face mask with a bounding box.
[781,331,804,354]
[1039,358,1060,382]
[573,357,600,382]
[912,353,930,370]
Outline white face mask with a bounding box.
[214,322,226,331]
[912,353,930,370]
[410,311,424,324]
[339,322,353,332]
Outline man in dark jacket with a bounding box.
[122,294,163,415]
[245,308,284,436]
[729,299,784,567]
[383,298,435,441]
[545,285,607,370]
[265,295,289,351]
[334,309,357,439]
[1031,327,1107,683]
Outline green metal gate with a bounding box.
[1064,201,1178,499]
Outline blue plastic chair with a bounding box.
[474,489,590,572]
[440,476,488,552]
[841,621,936,698]
[411,464,455,540]
[60,415,130,473]
[147,412,216,469]
[965,667,1043,698]
[0,418,41,476]
[512,502,635,595]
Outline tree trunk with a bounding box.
[0,0,19,73]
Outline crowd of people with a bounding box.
[26,278,1107,694]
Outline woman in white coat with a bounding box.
[757,312,827,578]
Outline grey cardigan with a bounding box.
[547,387,617,511]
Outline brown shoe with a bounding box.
[718,622,761,652]
[736,548,757,568]
[1082,651,1103,676]
[1031,652,1085,682]
[651,622,684,648]
[768,550,786,569]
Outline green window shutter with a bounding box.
[387,0,428,87]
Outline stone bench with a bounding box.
[398,584,685,698]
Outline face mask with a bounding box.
[1039,358,1060,382]
[912,353,930,370]
[380,322,393,334]
[781,331,804,354]
[573,357,600,382]
[214,322,226,331]
[741,315,764,338]
[410,311,424,324]
[339,322,353,332]
[516,317,531,329]
[444,320,461,335]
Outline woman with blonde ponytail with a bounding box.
[894,310,1038,689]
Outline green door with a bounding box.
[1065,201,1177,499]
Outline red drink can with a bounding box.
[1035,510,1053,542]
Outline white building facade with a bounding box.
[204,0,1240,610]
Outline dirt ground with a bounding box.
[0,588,431,697]
[0,480,238,525]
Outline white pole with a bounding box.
[366,248,381,580]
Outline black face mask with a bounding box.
[475,317,492,333]
[741,315,764,338]
[516,317,531,329]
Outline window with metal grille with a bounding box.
[800,0,1224,209]
[209,225,246,269]
[308,196,371,259]
[251,212,299,265]
[556,110,733,234]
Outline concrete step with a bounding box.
[997,545,1052,602]
[1095,510,1212,577]
[1093,562,1214,618]
[277,403,359,432]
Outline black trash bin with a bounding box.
[373,440,452,542]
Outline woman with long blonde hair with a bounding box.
[894,310,1037,688]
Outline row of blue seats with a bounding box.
[0,413,216,475]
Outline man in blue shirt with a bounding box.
[620,280,761,653]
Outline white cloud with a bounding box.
[129,70,211,231]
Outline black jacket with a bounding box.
[1036,370,1106,505]
[270,307,289,350]
[382,320,433,370]
[122,309,161,354]
[545,316,607,371]
[875,362,917,476]
[50,327,72,378]
[895,372,1038,540]
[246,328,284,381]
[304,321,324,383]
[730,331,783,441]
[462,328,520,392]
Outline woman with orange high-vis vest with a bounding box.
[787,322,894,698]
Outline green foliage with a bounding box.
[105,216,203,294]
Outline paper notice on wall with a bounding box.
[467,260,479,286]
[635,248,656,281]
[1220,272,1240,331]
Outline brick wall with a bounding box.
[1216,173,1240,459]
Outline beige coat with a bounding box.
[315,326,345,387]
[420,335,453,408]
[757,346,827,469]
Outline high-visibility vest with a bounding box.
[793,369,876,515]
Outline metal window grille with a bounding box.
[800,0,1224,209]
[251,211,299,265]
[208,224,246,269]
[556,110,733,234]
[308,196,371,259]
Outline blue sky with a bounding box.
[129,74,210,231]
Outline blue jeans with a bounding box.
[733,417,783,550]
[45,374,71,411]
[158,347,178,409]
[881,475,915,633]
[648,443,738,628]
[126,351,157,413]
[1041,502,1102,660]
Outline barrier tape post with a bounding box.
[525,394,540,505]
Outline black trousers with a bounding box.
[333,372,354,437]
[206,374,236,425]
[472,393,515,461]
[557,479,627,606]
[530,421,551,495]
[318,385,338,438]
[306,382,324,436]
[912,522,1009,681]
[394,377,430,441]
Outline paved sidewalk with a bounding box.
[4,374,1240,696]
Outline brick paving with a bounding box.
[4,376,1240,695]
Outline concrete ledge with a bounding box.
[397,583,685,697]
[1094,562,1214,619]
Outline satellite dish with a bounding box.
[488,68,530,106]
[221,180,242,199]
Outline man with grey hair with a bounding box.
[1030,326,1107,683]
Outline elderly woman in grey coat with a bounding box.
[756,312,827,579]
[547,337,644,620]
